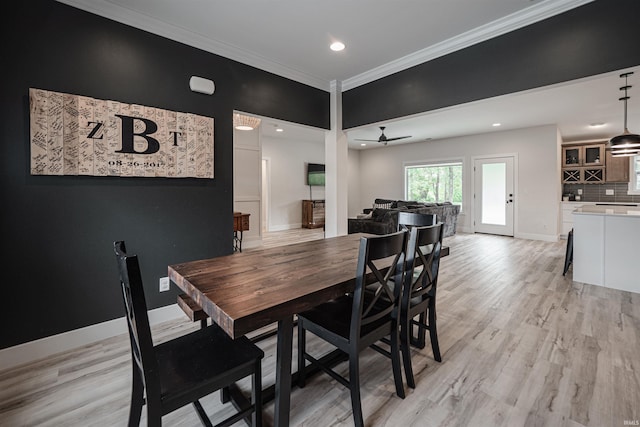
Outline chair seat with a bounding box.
[156,323,264,412]
[299,296,394,346]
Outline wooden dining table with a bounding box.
[168,232,449,427]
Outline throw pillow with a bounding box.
[373,201,392,209]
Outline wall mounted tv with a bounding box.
[307,163,325,186]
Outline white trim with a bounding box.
[403,158,464,204]
[56,0,329,91]
[470,153,519,236]
[342,0,594,90]
[515,232,559,242]
[57,0,592,92]
[268,223,303,232]
[628,155,640,195]
[0,304,184,372]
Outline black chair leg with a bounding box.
[400,315,416,389]
[348,355,364,427]
[220,386,230,404]
[297,323,307,388]
[428,303,442,363]
[390,323,406,397]
[146,406,162,427]
[252,359,263,427]
[128,368,144,427]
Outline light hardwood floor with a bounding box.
[1,231,638,426]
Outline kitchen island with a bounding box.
[572,205,640,294]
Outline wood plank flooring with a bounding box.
[1,231,638,426]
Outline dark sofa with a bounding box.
[348,199,461,237]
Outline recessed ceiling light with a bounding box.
[276,128,284,132]
[330,41,345,52]
[589,122,606,128]
[492,123,501,127]
[360,143,366,146]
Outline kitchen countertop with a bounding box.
[562,201,639,205]
[573,204,640,217]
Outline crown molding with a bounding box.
[56,0,330,91]
[57,0,593,93]
[341,0,595,91]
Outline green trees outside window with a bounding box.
[406,162,462,204]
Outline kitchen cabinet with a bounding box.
[561,167,605,184]
[562,143,604,167]
[605,151,630,182]
[561,202,584,237]
[561,142,605,184]
[573,205,640,294]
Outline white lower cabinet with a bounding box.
[561,202,586,238]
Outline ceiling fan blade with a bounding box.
[384,135,411,142]
[354,138,380,142]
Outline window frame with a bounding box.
[404,158,464,206]
[628,155,640,195]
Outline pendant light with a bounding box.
[608,72,640,157]
[233,113,261,131]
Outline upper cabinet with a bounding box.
[562,141,630,183]
[562,142,605,184]
[562,143,604,167]
[605,151,630,182]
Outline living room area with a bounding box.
[234,112,559,250]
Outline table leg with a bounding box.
[273,316,294,427]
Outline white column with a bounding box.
[325,80,349,237]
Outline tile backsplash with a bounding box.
[563,183,640,203]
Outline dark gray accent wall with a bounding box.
[0,0,329,349]
[343,0,640,129]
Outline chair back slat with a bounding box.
[403,224,443,311]
[114,241,159,393]
[351,231,406,336]
[397,211,437,232]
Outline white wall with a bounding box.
[357,124,561,241]
[348,149,361,218]
[234,126,262,247]
[262,136,325,230]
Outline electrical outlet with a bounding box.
[577,189,583,195]
[159,276,170,292]
[605,188,614,196]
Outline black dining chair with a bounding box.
[398,223,444,388]
[397,211,437,231]
[114,241,264,427]
[296,231,407,427]
[395,211,437,343]
[563,229,573,276]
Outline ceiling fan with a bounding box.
[355,126,411,145]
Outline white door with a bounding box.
[474,156,514,236]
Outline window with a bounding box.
[630,155,640,194]
[405,161,463,204]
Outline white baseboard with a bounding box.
[457,227,558,242]
[514,232,559,242]
[0,304,184,372]
[268,223,302,232]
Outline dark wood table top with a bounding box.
[169,233,367,339]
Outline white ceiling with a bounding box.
[59,0,640,149]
